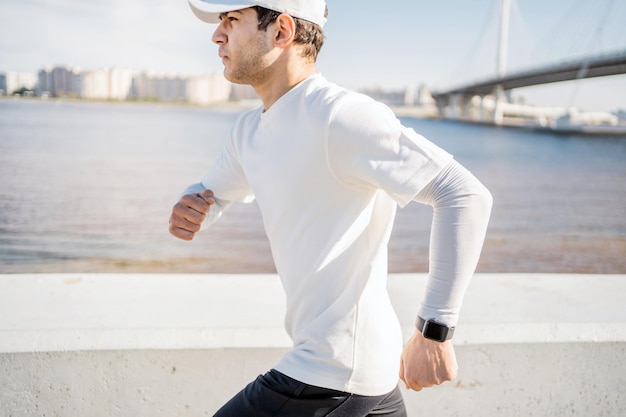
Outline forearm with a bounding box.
[413,160,493,326]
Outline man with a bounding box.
[169,1,492,415]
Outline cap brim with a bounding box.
[188,0,252,24]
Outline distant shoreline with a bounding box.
[3,96,442,121]
[0,95,262,111]
[4,96,626,137]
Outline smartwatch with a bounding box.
[416,316,455,342]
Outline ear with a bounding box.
[273,13,296,47]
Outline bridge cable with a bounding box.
[528,0,592,65]
[583,0,615,58]
[566,0,617,109]
[506,0,536,73]
[444,0,500,87]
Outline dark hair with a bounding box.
[253,6,326,62]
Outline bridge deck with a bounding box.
[434,50,626,97]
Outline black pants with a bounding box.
[214,369,407,417]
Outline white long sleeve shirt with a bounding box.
[184,74,492,395]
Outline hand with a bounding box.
[169,190,215,240]
[399,329,458,391]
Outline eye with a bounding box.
[218,13,237,22]
[220,13,238,22]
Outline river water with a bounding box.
[1,98,625,273]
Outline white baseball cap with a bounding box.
[188,0,327,28]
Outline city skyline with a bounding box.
[0,64,260,106]
[2,0,626,112]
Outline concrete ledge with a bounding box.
[0,274,291,353]
[1,273,625,352]
[1,273,625,416]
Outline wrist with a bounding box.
[416,316,455,342]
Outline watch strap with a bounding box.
[416,316,455,342]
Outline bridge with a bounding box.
[431,50,626,125]
[433,50,626,98]
[430,0,626,126]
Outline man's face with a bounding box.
[212,8,275,85]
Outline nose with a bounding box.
[212,21,227,45]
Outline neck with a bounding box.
[253,57,318,111]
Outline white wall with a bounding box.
[1,273,625,416]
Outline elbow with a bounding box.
[478,182,493,217]
[421,160,493,219]
[451,177,493,221]
[468,180,493,223]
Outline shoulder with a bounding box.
[299,75,350,112]
[306,76,378,108]
[231,105,263,138]
[235,105,263,127]
[330,92,401,140]
[304,75,398,130]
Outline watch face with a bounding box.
[423,321,448,342]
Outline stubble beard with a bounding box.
[224,33,272,86]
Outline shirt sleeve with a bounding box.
[180,182,232,227]
[199,119,255,204]
[327,93,453,207]
[179,115,254,228]
[414,159,493,327]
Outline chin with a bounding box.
[224,72,250,86]
[223,70,239,84]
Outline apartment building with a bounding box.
[4,64,248,105]
[186,73,231,105]
[37,65,82,98]
[82,68,136,100]
[0,71,38,95]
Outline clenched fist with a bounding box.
[169,189,216,240]
[399,329,458,391]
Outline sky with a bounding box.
[1,0,625,112]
